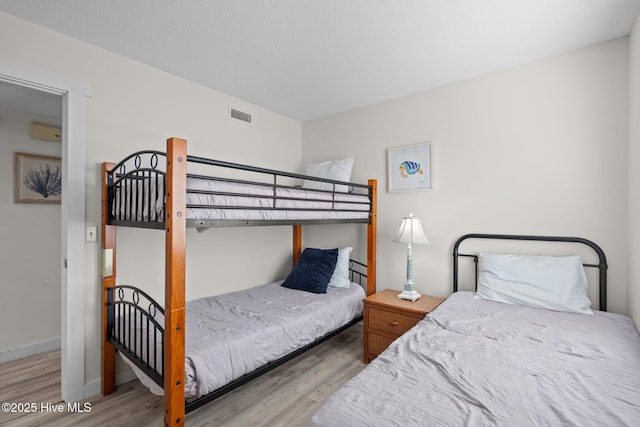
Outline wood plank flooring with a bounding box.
[0,323,364,426]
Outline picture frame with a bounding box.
[14,152,62,204]
[387,142,434,193]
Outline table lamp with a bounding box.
[393,213,429,301]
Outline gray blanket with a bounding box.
[122,281,365,398]
[310,291,640,426]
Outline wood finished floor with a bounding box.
[0,323,364,426]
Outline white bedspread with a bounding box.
[112,176,370,223]
[310,291,640,427]
[122,281,365,398]
[187,177,369,222]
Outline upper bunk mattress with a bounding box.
[310,291,640,426]
[122,281,365,398]
[111,176,370,223]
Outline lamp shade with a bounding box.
[393,213,429,244]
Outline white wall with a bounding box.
[1,8,636,394]
[0,108,61,354]
[628,16,640,325]
[303,38,630,315]
[0,12,302,389]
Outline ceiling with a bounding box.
[1,0,639,122]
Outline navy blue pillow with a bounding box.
[282,248,338,294]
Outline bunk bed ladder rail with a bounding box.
[106,285,166,388]
[106,150,167,228]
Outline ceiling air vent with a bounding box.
[229,107,252,125]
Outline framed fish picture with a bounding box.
[387,142,434,193]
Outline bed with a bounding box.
[107,145,372,228]
[100,137,378,426]
[112,262,367,398]
[310,234,640,427]
[111,171,371,225]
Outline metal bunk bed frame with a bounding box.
[101,137,377,426]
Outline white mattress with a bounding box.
[112,176,370,223]
[310,291,640,427]
[120,281,365,398]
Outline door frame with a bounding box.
[0,59,91,402]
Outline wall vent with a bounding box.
[229,107,252,125]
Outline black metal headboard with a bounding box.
[452,234,608,312]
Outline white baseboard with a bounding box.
[0,337,61,363]
[0,340,139,400]
[83,367,138,399]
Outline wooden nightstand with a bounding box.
[363,289,445,363]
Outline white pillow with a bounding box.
[328,247,353,288]
[302,157,354,193]
[475,253,593,315]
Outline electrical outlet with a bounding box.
[86,226,97,242]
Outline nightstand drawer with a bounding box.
[367,333,394,357]
[367,307,421,335]
[363,289,445,363]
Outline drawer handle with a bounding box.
[389,321,399,326]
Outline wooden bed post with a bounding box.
[293,225,302,264]
[367,179,377,296]
[101,162,117,396]
[165,137,187,427]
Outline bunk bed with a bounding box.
[310,234,640,426]
[100,137,378,427]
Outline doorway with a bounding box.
[0,60,90,403]
[0,83,62,361]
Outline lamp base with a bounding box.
[398,289,422,301]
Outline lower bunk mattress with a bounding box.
[310,291,640,426]
[120,281,365,398]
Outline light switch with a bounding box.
[86,226,97,242]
